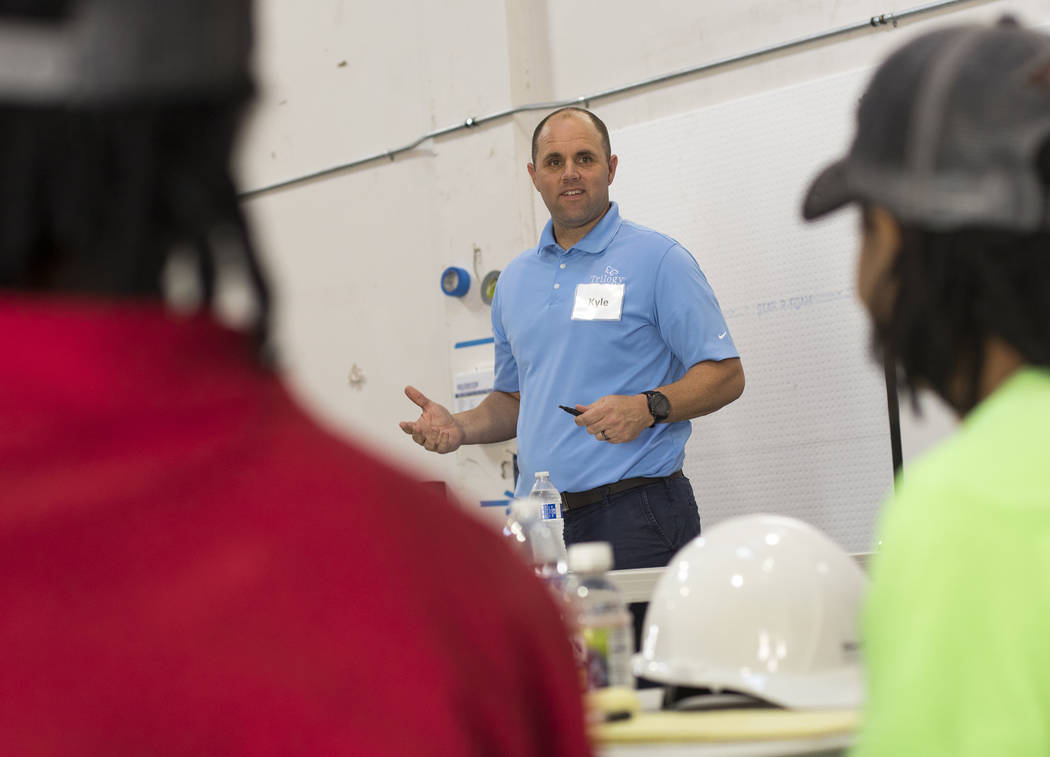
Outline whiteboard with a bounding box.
[610,68,892,553]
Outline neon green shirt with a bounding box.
[852,368,1050,756]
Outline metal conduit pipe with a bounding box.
[239,0,986,200]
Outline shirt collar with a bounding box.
[537,201,623,256]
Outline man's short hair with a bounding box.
[531,107,612,164]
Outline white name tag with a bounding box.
[571,283,625,321]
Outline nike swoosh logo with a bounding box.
[718,331,727,339]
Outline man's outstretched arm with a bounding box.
[399,385,520,453]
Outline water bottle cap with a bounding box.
[567,541,614,573]
[535,471,550,478]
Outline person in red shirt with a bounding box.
[0,2,591,755]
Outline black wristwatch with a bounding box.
[643,390,670,427]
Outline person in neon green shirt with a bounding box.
[802,17,1050,755]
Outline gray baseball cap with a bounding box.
[802,18,1050,231]
[0,0,252,103]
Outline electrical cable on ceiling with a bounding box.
[239,0,986,200]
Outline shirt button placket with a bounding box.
[550,256,567,305]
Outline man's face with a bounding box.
[528,113,618,236]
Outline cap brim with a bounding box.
[801,159,854,221]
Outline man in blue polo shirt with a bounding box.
[402,107,744,573]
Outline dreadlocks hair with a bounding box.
[872,139,1050,415]
[0,90,271,345]
[0,0,269,351]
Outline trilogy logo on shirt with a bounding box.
[590,265,625,285]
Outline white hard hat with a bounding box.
[633,514,867,710]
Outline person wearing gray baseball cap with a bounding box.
[802,17,1050,756]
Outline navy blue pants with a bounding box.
[562,473,701,685]
[562,472,701,570]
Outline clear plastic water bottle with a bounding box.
[530,471,560,519]
[530,516,569,599]
[566,542,635,691]
[529,471,564,550]
[502,495,567,596]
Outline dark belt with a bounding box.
[560,470,684,511]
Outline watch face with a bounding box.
[647,391,670,420]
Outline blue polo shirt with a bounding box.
[493,202,738,497]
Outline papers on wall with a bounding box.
[454,367,494,412]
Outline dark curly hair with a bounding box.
[872,141,1050,414]
[876,224,1050,414]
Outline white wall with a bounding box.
[235,0,1048,527]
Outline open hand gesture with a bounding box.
[399,386,465,453]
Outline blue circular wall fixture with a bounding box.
[440,266,471,297]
